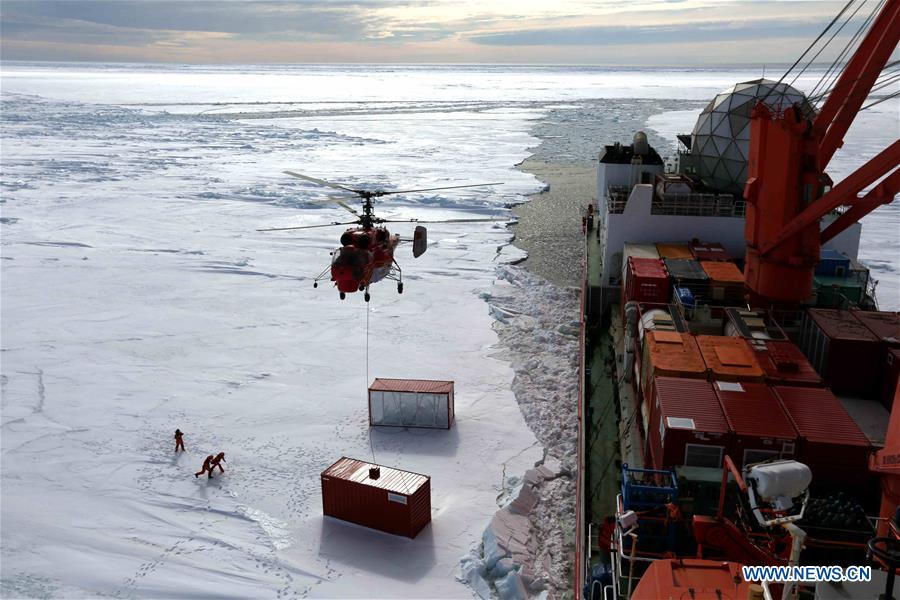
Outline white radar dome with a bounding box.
[690,78,815,196]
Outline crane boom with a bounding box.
[742,0,900,303]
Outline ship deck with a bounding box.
[581,227,646,573]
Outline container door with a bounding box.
[406,392,439,428]
[383,391,403,426]
[370,391,385,425]
[435,393,449,428]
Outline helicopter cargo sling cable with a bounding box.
[366,302,376,465]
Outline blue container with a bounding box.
[675,286,695,309]
[815,249,851,277]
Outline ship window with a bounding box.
[835,266,846,277]
[744,449,779,466]
[684,444,723,468]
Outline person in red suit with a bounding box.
[195,455,215,479]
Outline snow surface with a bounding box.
[2,63,896,599]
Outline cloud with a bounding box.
[469,17,842,46]
[0,1,400,40]
[0,0,868,64]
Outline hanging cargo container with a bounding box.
[883,348,900,411]
[851,311,900,348]
[649,377,730,470]
[689,241,729,262]
[625,257,670,305]
[368,378,454,429]
[699,261,745,304]
[321,457,431,538]
[656,243,693,259]
[800,309,881,398]
[695,335,764,382]
[713,381,798,468]
[773,387,873,486]
[724,308,788,341]
[748,339,823,387]
[815,249,851,277]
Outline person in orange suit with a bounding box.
[174,429,185,452]
[195,454,215,479]
[211,452,226,474]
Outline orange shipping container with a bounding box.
[700,260,745,304]
[696,335,765,382]
[700,261,744,283]
[656,243,693,259]
[641,331,707,399]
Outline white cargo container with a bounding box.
[368,378,455,429]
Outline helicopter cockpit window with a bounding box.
[333,246,369,267]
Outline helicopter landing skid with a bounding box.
[312,264,331,289]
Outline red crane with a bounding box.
[742,1,900,303]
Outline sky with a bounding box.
[0,0,887,65]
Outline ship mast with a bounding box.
[742,0,900,303]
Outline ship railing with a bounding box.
[651,192,746,218]
[607,186,630,214]
[608,494,661,600]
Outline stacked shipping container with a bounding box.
[624,257,670,305]
[695,335,765,382]
[639,331,707,434]
[749,340,823,387]
[884,349,900,410]
[649,377,730,470]
[656,243,693,259]
[851,310,900,408]
[700,261,745,305]
[800,309,881,398]
[689,241,729,262]
[713,381,798,469]
[773,387,873,486]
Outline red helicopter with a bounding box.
[259,171,505,302]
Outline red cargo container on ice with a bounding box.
[800,309,881,398]
[712,381,798,469]
[748,339,823,387]
[321,457,431,538]
[625,257,670,305]
[773,386,873,486]
[649,377,730,470]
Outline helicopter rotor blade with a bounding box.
[379,217,513,224]
[283,171,362,194]
[333,199,360,216]
[377,182,504,196]
[257,220,358,232]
